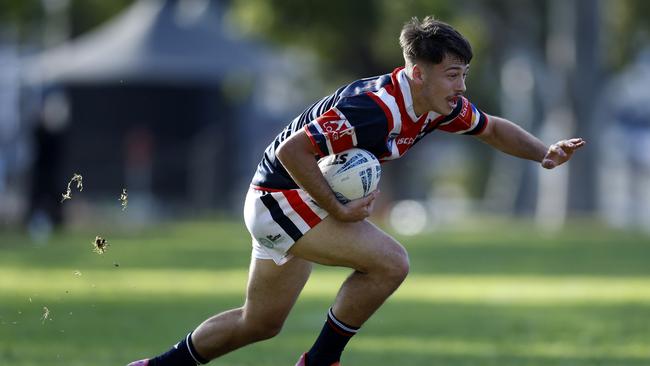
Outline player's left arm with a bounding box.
[476,115,586,169]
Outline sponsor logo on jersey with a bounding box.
[396,137,416,145]
[331,128,355,140]
[313,108,359,153]
[459,97,469,119]
[319,111,355,141]
[456,97,473,128]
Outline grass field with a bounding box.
[1,218,650,366]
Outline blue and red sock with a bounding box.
[306,308,359,366]
[148,332,208,366]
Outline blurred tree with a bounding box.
[67,0,134,38]
[2,0,648,85]
[0,0,44,42]
[0,0,133,44]
[604,0,650,70]
[227,0,468,83]
[228,0,382,80]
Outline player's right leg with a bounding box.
[127,255,312,365]
[191,255,313,359]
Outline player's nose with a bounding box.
[456,78,466,94]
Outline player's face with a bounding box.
[415,55,469,115]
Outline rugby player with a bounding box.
[128,16,584,366]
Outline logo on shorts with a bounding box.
[258,234,283,248]
[267,234,282,242]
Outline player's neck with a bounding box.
[406,77,427,118]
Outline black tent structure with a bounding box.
[23,0,304,225]
[25,0,269,85]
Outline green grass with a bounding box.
[1,218,650,365]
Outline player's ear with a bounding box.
[412,64,424,84]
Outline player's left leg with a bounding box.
[287,216,410,366]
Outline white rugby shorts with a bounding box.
[244,186,329,265]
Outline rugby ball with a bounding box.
[318,148,381,203]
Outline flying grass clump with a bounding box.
[92,236,109,254]
[119,188,128,211]
[61,173,83,203]
[41,306,51,324]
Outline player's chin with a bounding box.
[437,103,454,115]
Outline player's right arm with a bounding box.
[439,97,585,169]
[476,115,585,169]
[276,129,377,222]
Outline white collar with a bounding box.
[397,68,419,121]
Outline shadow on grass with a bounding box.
[2,220,649,365]
[2,294,649,366]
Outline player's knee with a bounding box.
[245,318,284,341]
[367,242,409,288]
[383,244,410,285]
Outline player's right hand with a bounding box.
[332,190,379,222]
[541,138,586,169]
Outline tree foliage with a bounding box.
[3,0,649,73]
[227,0,468,80]
[0,0,133,43]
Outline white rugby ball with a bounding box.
[318,148,381,203]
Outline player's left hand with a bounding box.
[541,138,586,169]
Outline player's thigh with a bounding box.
[288,216,408,273]
[242,256,312,324]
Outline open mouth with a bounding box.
[447,96,459,110]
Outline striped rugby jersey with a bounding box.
[251,67,488,190]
